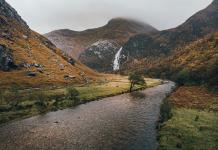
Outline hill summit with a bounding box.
[45,18,157,59]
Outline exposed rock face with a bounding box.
[0,0,28,28]
[79,40,120,72]
[120,0,218,67]
[0,45,16,71]
[45,18,158,59]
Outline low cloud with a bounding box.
[6,0,213,33]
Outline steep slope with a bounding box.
[45,18,158,59]
[79,40,121,72]
[0,0,100,88]
[120,0,218,66]
[121,32,218,88]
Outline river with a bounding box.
[0,81,175,150]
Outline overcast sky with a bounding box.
[6,0,213,34]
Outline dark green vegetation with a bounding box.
[128,73,146,92]
[159,98,172,123]
[121,32,218,91]
[158,86,218,150]
[0,77,159,124]
[119,0,218,92]
[65,86,80,105]
[150,32,217,90]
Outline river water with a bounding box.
[0,81,175,150]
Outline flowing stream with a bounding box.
[0,81,175,150]
[113,47,123,71]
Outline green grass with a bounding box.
[0,77,161,124]
[159,108,218,150]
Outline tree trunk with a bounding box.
[130,82,134,92]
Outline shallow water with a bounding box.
[0,81,175,150]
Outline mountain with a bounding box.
[0,0,100,88]
[121,32,218,88]
[45,18,158,59]
[79,40,121,72]
[120,0,218,66]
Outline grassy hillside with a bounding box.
[0,0,102,88]
[120,0,218,67]
[158,86,218,150]
[121,32,218,89]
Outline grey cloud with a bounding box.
[6,0,213,34]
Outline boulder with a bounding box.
[27,72,37,77]
[0,45,17,71]
[64,75,76,80]
[68,58,76,65]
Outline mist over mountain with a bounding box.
[45,18,157,59]
[120,0,218,65]
[6,0,213,33]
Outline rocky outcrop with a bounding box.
[0,45,17,71]
[0,0,28,28]
[79,40,121,72]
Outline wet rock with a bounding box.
[79,40,120,72]
[68,58,76,65]
[64,75,76,80]
[0,45,17,71]
[27,72,37,77]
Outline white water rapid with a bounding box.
[113,47,123,71]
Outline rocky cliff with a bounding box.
[79,40,121,72]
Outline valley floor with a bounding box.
[0,75,161,124]
[158,86,218,150]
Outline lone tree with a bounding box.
[128,73,146,92]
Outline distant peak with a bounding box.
[106,17,158,33]
[107,17,148,25]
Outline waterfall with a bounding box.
[113,47,123,71]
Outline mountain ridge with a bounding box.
[120,0,218,65]
[45,18,158,59]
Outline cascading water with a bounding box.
[113,47,123,71]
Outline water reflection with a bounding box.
[0,82,175,150]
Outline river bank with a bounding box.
[158,86,218,150]
[0,76,161,124]
[0,81,175,150]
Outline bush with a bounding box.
[30,92,48,112]
[160,98,172,123]
[175,69,190,85]
[65,87,80,105]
